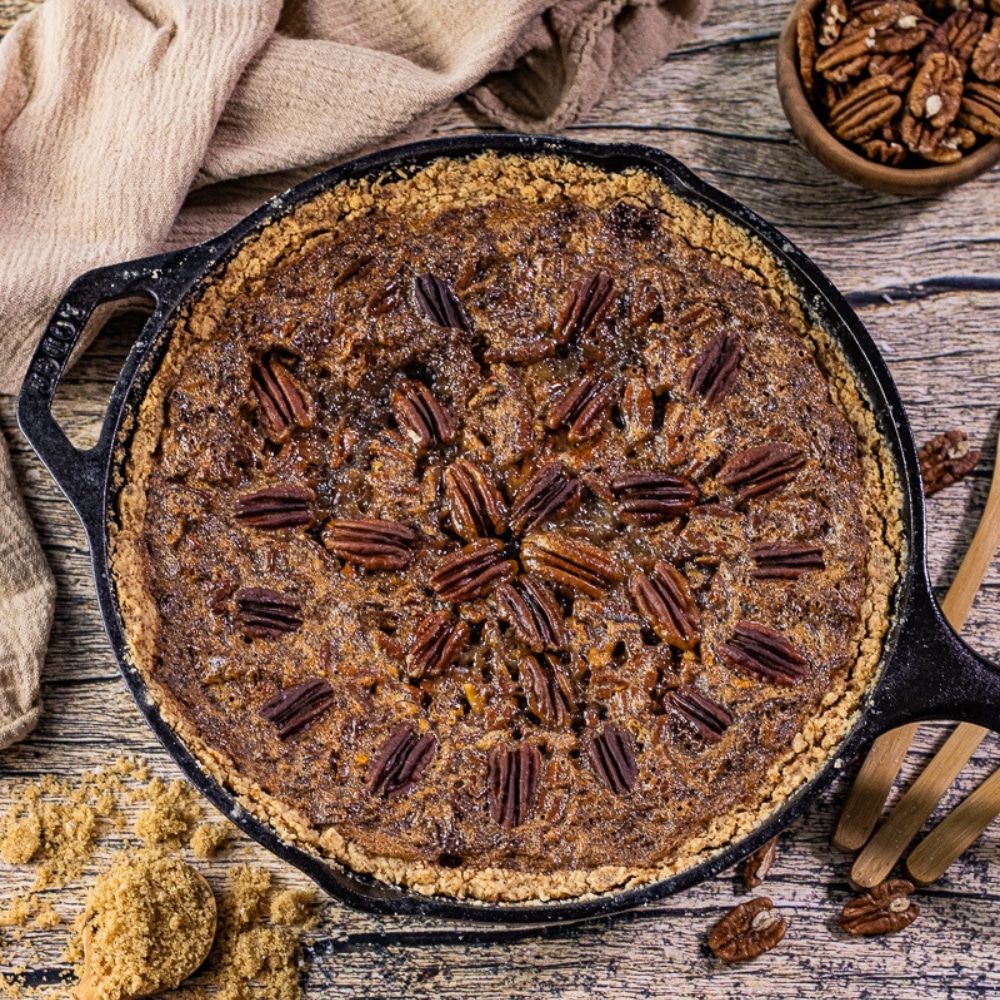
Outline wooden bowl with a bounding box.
[775,0,1000,196]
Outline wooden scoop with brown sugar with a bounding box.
[76,850,217,1000]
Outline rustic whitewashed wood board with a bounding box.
[2,0,1000,996]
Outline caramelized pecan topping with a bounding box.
[259,678,333,739]
[413,273,471,331]
[586,724,638,795]
[629,279,663,326]
[509,463,582,534]
[611,471,699,525]
[719,622,809,686]
[918,429,980,495]
[630,563,700,651]
[235,587,303,638]
[552,271,615,346]
[708,897,787,963]
[494,576,569,652]
[406,611,470,679]
[743,836,779,890]
[839,879,919,936]
[391,380,456,453]
[488,742,542,828]
[521,532,623,598]
[520,654,574,727]
[251,354,314,443]
[545,372,618,444]
[367,722,438,799]
[718,443,807,502]
[234,485,314,529]
[331,254,374,288]
[685,331,743,406]
[667,686,732,743]
[323,518,419,570]
[444,459,508,541]
[428,539,518,603]
[749,541,825,579]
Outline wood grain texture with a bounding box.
[3,0,1000,996]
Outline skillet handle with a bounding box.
[863,580,1000,737]
[16,250,188,540]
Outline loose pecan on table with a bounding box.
[718,443,807,502]
[235,587,303,638]
[749,541,825,579]
[586,724,638,795]
[718,621,810,686]
[545,371,618,444]
[407,611,470,679]
[686,331,743,406]
[258,678,333,739]
[251,353,314,443]
[444,459,509,540]
[520,654,574,727]
[742,836,780,890]
[666,686,732,743]
[323,518,419,570]
[494,576,569,652]
[413,273,471,331]
[708,897,787,963]
[367,722,438,799]
[918,429,980,494]
[521,532,623,598]
[611,471,699,525]
[488,741,542,827]
[552,271,615,345]
[428,538,518,603]
[509,463,582,534]
[630,562,701,650]
[234,485,314,529]
[839,878,920,935]
[391,379,456,453]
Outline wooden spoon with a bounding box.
[76,863,216,1000]
[846,428,1000,887]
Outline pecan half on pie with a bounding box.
[114,152,899,903]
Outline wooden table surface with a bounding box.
[3,0,1000,996]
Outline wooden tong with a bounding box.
[833,427,1000,887]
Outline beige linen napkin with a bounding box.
[0,0,708,748]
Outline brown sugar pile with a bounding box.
[0,759,318,999]
[81,849,216,1000]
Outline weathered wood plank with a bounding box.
[2,0,1000,995]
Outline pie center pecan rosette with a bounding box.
[113,152,899,904]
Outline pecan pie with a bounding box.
[113,152,900,903]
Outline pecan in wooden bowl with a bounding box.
[777,0,1000,195]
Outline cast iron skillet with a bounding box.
[16,134,1000,925]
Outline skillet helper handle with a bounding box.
[16,252,183,533]
[864,580,1000,737]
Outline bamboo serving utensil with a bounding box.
[842,428,1000,887]
[906,765,1000,885]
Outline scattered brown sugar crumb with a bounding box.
[188,865,307,1000]
[190,821,235,858]
[132,777,203,847]
[80,848,216,1000]
[1,814,41,865]
[269,889,318,930]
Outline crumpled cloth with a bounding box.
[0,0,709,748]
